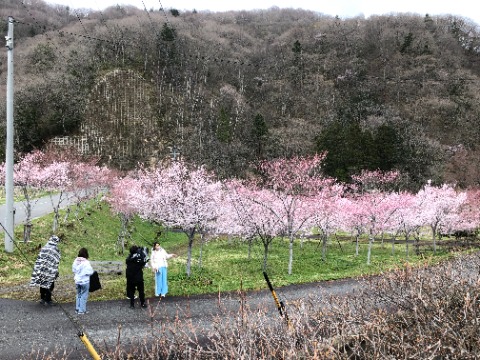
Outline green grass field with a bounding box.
[0,199,468,302]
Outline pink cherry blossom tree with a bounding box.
[223,180,284,271]
[1,148,114,240]
[350,170,401,265]
[386,192,418,257]
[351,169,401,193]
[307,183,346,261]
[253,154,331,275]
[29,146,111,232]
[133,161,222,277]
[69,162,114,210]
[1,148,73,233]
[215,181,258,259]
[452,189,480,237]
[339,196,367,257]
[106,172,142,254]
[0,150,47,242]
[415,181,467,253]
[41,160,75,232]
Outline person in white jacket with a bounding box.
[72,248,94,314]
[150,241,177,297]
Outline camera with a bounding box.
[139,246,150,267]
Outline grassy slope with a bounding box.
[0,199,462,303]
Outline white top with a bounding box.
[150,247,173,270]
[72,257,94,285]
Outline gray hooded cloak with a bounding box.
[29,235,61,289]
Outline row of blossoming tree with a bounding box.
[105,154,480,276]
[2,149,478,273]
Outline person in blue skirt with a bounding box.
[150,241,177,297]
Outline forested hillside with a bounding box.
[1,0,480,190]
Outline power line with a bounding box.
[139,0,161,37]
[9,17,480,79]
[8,16,480,88]
[13,0,72,65]
[73,8,88,35]
[13,19,117,45]
[155,0,171,26]
[9,0,480,79]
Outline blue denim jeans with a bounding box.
[76,283,90,313]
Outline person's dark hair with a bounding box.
[78,247,89,259]
[129,245,139,254]
[152,241,159,249]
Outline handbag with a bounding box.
[89,271,102,292]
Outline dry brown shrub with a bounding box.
[22,254,480,359]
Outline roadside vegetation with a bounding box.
[109,253,480,359]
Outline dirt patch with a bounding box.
[0,276,76,302]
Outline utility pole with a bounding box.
[4,16,15,252]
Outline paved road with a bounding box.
[0,278,362,359]
[0,192,79,229]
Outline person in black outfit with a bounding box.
[125,245,147,308]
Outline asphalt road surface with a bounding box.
[0,192,80,230]
[0,278,362,359]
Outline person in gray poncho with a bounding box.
[29,235,61,306]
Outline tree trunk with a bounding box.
[367,236,373,265]
[322,233,327,261]
[263,241,269,272]
[248,236,253,260]
[52,209,59,232]
[405,234,409,258]
[186,229,195,277]
[288,237,294,275]
[49,191,65,233]
[22,187,33,243]
[23,222,32,243]
[116,213,130,254]
[198,233,204,269]
[63,207,70,223]
[355,234,360,256]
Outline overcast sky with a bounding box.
[44,0,480,26]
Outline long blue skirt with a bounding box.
[155,266,168,296]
